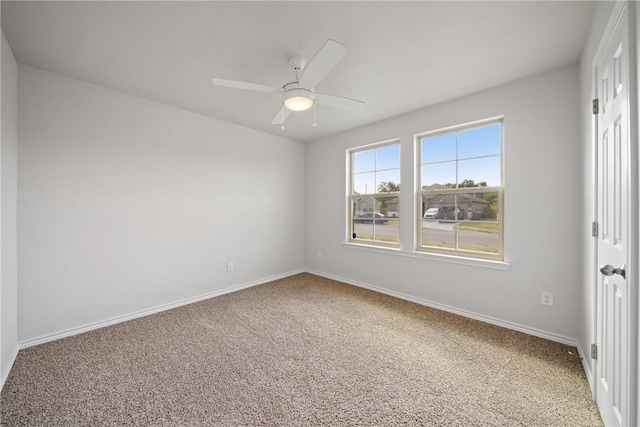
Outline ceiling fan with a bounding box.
[212,39,364,127]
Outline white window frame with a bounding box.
[348,139,401,248]
[416,117,504,261]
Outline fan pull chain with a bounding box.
[312,102,318,127]
[281,107,285,130]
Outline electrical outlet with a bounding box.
[227,261,234,272]
[317,250,323,259]
[541,291,554,307]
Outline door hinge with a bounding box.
[592,98,599,115]
[592,221,599,237]
[591,343,598,360]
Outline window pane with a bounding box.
[353,221,375,242]
[349,141,400,248]
[421,133,456,164]
[457,221,500,254]
[351,196,398,244]
[352,197,375,242]
[353,172,375,194]
[421,218,456,250]
[376,169,400,192]
[420,193,456,249]
[374,195,399,244]
[458,123,501,159]
[421,162,456,188]
[353,196,377,217]
[353,150,375,173]
[418,120,502,260]
[457,192,500,254]
[376,144,400,170]
[422,194,457,221]
[458,156,500,187]
[375,195,398,217]
[455,191,496,220]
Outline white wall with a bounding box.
[17,65,305,343]
[306,65,581,343]
[1,30,19,388]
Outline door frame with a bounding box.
[591,1,638,425]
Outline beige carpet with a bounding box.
[1,273,602,426]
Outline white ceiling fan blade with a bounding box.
[315,93,364,112]
[212,78,281,93]
[271,106,293,125]
[298,39,348,88]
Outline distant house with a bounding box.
[352,193,399,217]
[352,186,492,220]
[421,185,493,220]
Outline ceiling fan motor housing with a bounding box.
[282,83,314,111]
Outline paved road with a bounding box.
[422,222,498,250]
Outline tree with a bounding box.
[444,179,487,188]
[377,181,400,192]
[482,192,499,219]
[376,181,400,216]
[462,179,487,188]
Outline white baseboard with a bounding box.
[20,269,306,350]
[1,344,19,392]
[306,268,578,347]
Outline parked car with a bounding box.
[423,208,439,219]
[354,213,388,224]
[438,206,464,220]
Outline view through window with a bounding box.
[418,120,503,259]
[349,141,400,246]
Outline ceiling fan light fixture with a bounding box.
[283,87,314,111]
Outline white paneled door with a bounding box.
[594,3,635,426]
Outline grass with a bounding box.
[354,235,398,243]
[456,221,498,233]
[423,241,499,254]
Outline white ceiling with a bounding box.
[2,1,596,143]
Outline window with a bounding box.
[418,119,503,260]
[349,141,400,247]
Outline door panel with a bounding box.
[595,5,631,426]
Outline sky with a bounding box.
[421,122,501,187]
[352,122,501,194]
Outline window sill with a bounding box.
[342,242,511,271]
